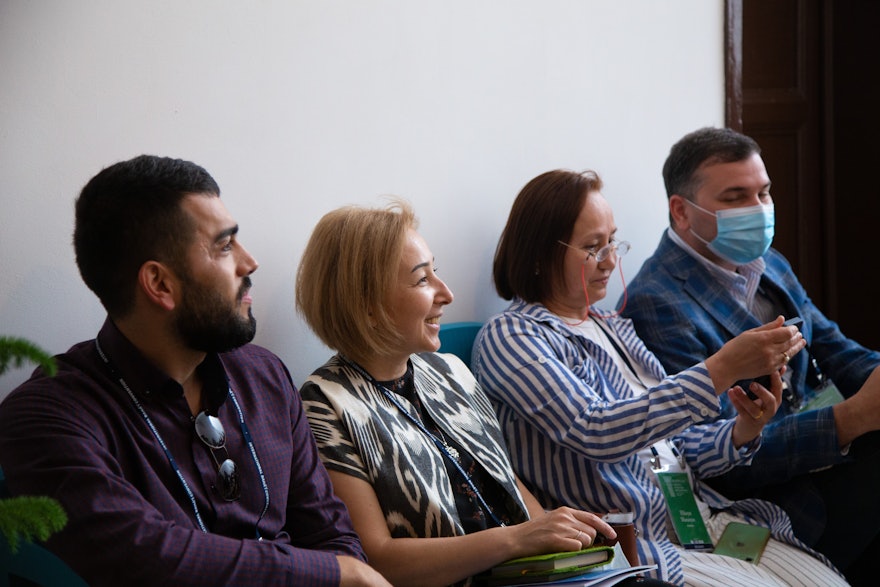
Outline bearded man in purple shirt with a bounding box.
[0,155,390,587]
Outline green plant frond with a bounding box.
[0,496,68,553]
[0,336,57,377]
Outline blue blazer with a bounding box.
[622,231,880,542]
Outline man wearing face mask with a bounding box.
[621,126,880,586]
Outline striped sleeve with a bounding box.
[475,311,722,463]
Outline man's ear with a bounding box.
[669,194,691,231]
[137,261,178,311]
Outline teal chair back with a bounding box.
[438,321,483,369]
[0,468,89,587]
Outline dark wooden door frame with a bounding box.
[725,0,744,132]
[726,0,880,349]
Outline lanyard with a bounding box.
[590,316,648,388]
[340,356,505,527]
[95,338,270,538]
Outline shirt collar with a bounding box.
[666,227,766,308]
[508,297,590,339]
[96,317,230,408]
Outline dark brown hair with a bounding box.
[663,126,761,200]
[74,155,220,318]
[493,169,603,303]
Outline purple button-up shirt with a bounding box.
[0,319,365,586]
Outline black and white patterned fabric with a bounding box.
[300,351,530,541]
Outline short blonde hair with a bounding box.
[296,200,418,365]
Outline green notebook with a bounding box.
[488,546,615,585]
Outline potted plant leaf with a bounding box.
[0,336,67,551]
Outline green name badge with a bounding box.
[800,379,845,413]
[656,471,713,551]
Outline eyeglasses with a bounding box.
[557,239,631,263]
[194,411,241,501]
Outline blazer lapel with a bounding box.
[662,235,761,338]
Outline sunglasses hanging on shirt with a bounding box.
[95,337,270,538]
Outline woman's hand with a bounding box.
[331,470,616,587]
[505,507,617,559]
[705,315,805,395]
[728,368,784,448]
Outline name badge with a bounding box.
[655,471,713,550]
[799,379,845,413]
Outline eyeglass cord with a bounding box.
[96,338,269,538]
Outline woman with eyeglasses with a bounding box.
[472,169,847,586]
[295,201,680,587]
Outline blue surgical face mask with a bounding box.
[686,200,775,265]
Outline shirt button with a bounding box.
[700,408,709,417]
[538,357,547,364]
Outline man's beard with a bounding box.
[174,276,257,353]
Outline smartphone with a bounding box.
[713,522,771,564]
[750,372,778,398]
[749,317,804,398]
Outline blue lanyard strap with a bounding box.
[96,338,269,538]
[340,356,505,527]
[226,388,269,538]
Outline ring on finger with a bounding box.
[575,530,583,542]
[752,409,764,420]
[782,351,790,365]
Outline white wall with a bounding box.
[0,0,724,396]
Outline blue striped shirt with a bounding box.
[473,299,829,584]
